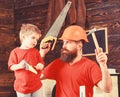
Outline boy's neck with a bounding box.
[20,44,30,49]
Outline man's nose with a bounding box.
[62,42,67,48]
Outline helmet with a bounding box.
[59,25,88,42]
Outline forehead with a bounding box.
[28,32,41,37]
[62,40,77,45]
[62,39,82,45]
[63,39,75,42]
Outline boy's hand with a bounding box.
[18,60,26,69]
[34,63,44,70]
[40,42,51,58]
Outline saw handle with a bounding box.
[40,36,57,50]
[41,40,54,50]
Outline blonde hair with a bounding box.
[19,24,42,43]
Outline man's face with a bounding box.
[60,40,78,62]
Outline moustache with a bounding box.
[61,48,69,52]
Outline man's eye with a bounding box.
[66,41,72,44]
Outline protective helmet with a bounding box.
[59,25,88,42]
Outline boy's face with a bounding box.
[22,32,40,49]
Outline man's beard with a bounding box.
[60,48,77,62]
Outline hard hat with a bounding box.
[59,25,88,42]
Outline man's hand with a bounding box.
[95,48,112,93]
[95,48,108,66]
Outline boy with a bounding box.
[8,24,45,97]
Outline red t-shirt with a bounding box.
[43,57,102,97]
[8,47,44,94]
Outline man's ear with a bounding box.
[77,41,83,49]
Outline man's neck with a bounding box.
[69,54,82,65]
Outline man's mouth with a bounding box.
[61,49,69,54]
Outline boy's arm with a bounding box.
[39,42,51,59]
[10,60,25,71]
[34,63,44,70]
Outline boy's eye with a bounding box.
[32,36,39,41]
[31,36,36,40]
[32,37,35,39]
[36,38,39,41]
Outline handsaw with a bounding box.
[22,60,37,74]
[40,1,72,50]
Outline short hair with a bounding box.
[19,24,41,43]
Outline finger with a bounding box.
[95,47,103,55]
[42,42,51,49]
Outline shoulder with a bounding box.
[51,58,64,64]
[82,57,98,67]
[82,57,96,63]
[30,48,39,51]
[82,57,101,75]
[28,48,39,54]
[10,47,19,53]
[47,58,64,67]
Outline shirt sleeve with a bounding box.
[8,49,18,70]
[90,62,102,86]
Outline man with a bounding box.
[41,25,112,97]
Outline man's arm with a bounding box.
[95,48,112,92]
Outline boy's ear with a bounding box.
[22,35,26,39]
